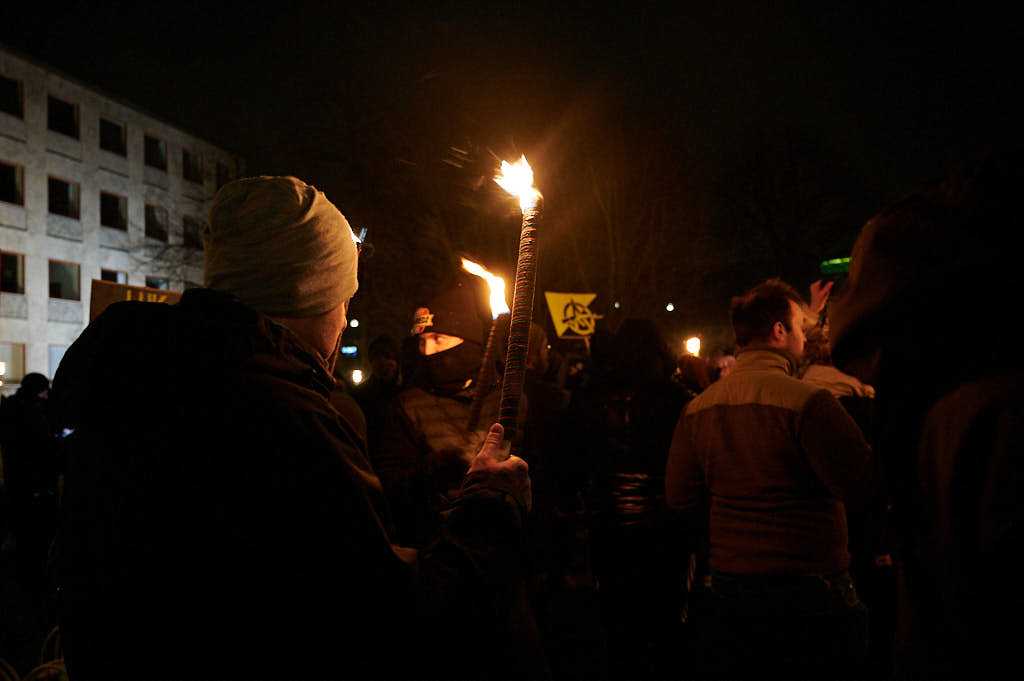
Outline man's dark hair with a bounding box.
[730,278,805,348]
[16,372,50,399]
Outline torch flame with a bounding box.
[494,155,541,212]
[685,337,701,357]
[461,257,510,320]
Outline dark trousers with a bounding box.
[692,571,869,680]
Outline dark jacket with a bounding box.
[666,348,872,576]
[52,289,528,681]
[0,392,58,501]
[893,371,1024,679]
[374,382,523,547]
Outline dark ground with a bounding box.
[0,536,58,677]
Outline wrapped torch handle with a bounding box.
[467,314,506,431]
[498,199,542,445]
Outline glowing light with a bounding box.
[685,337,701,357]
[0,361,6,375]
[461,257,510,319]
[350,319,360,328]
[665,303,675,312]
[494,155,541,212]
[820,256,851,275]
[613,302,621,309]
[351,369,364,385]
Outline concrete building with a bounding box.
[0,46,244,393]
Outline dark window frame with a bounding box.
[145,204,169,242]
[48,258,81,301]
[182,215,204,250]
[144,134,168,171]
[99,117,128,157]
[100,191,128,231]
[145,276,170,291]
[0,74,24,119]
[0,342,27,383]
[1,250,26,294]
[182,148,203,184]
[0,159,24,206]
[47,175,81,220]
[47,95,80,139]
[100,269,128,284]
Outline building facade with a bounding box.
[0,46,244,392]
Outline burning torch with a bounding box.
[494,155,542,449]
[461,257,510,431]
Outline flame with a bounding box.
[461,257,510,320]
[494,155,541,212]
[685,337,701,357]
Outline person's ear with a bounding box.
[771,320,786,341]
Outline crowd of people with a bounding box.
[0,153,1021,680]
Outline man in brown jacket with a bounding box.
[666,278,872,680]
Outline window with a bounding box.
[0,75,23,119]
[48,177,80,219]
[48,345,68,379]
[100,192,128,231]
[144,135,167,170]
[183,216,203,250]
[145,204,168,242]
[0,342,27,384]
[48,260,81,300]
[1,251,25,294]
[145,276,169,290]
[0,160,23,205]
[99,118,127,156]
[101,269,128,284]
[47,95,79,139]
[182,149,203,184]
[216,161,232,190]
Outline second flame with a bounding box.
[462,258,510,320]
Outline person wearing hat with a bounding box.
[51,177,532,680]
[829,153,1024,680]
[373,273,507,548]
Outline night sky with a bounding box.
[3,1,1022,350]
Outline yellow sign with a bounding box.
[90,280,182,321]
[545,292,603,337]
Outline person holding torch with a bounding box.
[373,269,528,548]
[51,176,534,681]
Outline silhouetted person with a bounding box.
[0,373,58,593]
[676,353,713,396]
[52,177,532,681]
[572,319,690,680]
[830,153,1024,680]
[373,274,494,546]
[369,271,547,680]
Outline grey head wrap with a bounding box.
[204,176,358,317]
